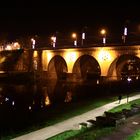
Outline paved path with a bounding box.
[12,94,140,140]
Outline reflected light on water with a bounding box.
[29,106,32,110]
[0,71,6,74]
[12,101,15,106]
[0,57,6,63]
[45,95,51,106]
[65,91,72,103]
[33,51,38,58]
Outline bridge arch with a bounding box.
[72,55,101,81]
[107,54,140,80]
[48,55,68,79]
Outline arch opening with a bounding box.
[72,55,101,81]
[48,55,68,80]
[108,54,140,81]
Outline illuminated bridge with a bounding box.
[1,45,140,82]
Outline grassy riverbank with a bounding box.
[48,96,140,140]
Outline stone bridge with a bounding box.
[1,45,140,82]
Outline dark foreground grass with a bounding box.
[48,126,115,140]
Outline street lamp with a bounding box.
[51,36,56,48]
[127,77,131,103]
[72,33,77,46]
[31,38,36,49]
[100,29,106,46]
[81,32,85,46]
[122,27,127,44]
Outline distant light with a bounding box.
[5,97,9,102]
[97,80,99,84]
[74,40,77,46]
[72,33,77,38]
[5,45,12,50]
[82,33,85,39]
[124,27,127,36]
[29,106,32,110]
[31,38,36,49]
[51,36,56,48]
[12,101,15,106]
[127,77,132,82]
[103,37,106,44]
[100,29,106,35]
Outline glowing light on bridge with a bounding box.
[72,33,77,46]
[0,57,6,63]
[65,52,77,62]
[33,51,38,57]
[31,38,36,49]
[100,29,106,46]
[47,51,53,63]
[5,45,12,50]
[64,51,79,72]
[51,36,56,48]
[100,29,106,35]
[122,27,128,43]
[98,49,111,62]
[42,51,53,71]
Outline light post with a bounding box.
[100,29,106,46]
[51,36,56,48]
[127,77,131,103]
[31,38,36,49]
[81,32,85,46]
[72,33,77,46]
[122,27,127,44]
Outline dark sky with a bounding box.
[0,0,140,39]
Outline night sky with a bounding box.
[0,1,140,40]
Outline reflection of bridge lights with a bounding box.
[33,51,38,57]
[29,106,32,110]
[45,95,50,106]
[12,101,15,106]
[65,91,72,103]
[97,80,99,84]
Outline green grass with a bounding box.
[48,126,115,140]
[126,129,140,140]
[48,95,140,140]
[48,128,86,140]
[70,127,114,140]
[109,98,140,113]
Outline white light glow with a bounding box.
[127,77,132,82]
[124,27,127,36]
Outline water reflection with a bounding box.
[0,79,71,113]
